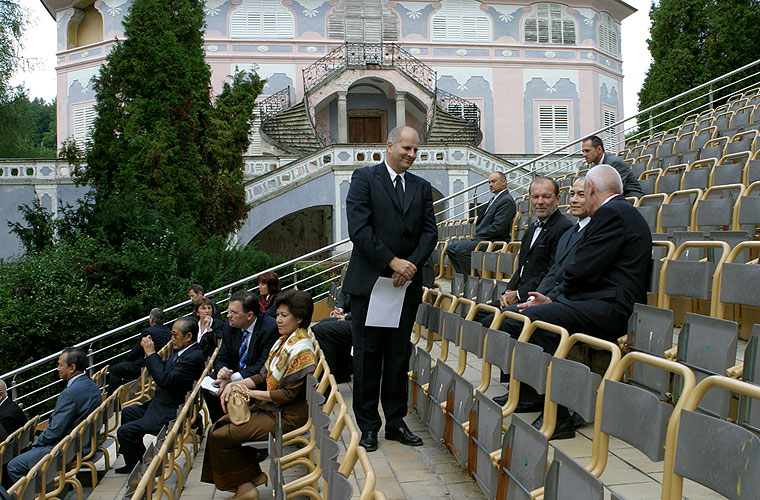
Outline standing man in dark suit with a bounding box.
[446,171,516,275]
[0,379,26,437]
[204,290,278,423]
[106,308,173,395]
[581,135,644,198]
[343,126,437,452]
[6,348,102,484]
[498,165,652,426]
[116,317,205,473]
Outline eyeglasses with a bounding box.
[226,309,245,316]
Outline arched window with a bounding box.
[431,0,492,43]
[598,12,619,56]
[230,0,294,39]
[523,3,576,45]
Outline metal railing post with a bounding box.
[87,345,95,377]
[709,84,714,108]
[648,112,654,136]
[11,375,18,400]
[293,265,299,290]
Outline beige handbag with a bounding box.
[228,387,251,425]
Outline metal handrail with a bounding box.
[259,86,291,121]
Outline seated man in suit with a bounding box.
[581,135,644,198]
[116,317,205,473]
[497,165,652,438]
[203,290,278,424]
[478,177,571,326]
[106,308,173,395]
[6,348,102,484]
[312,288,353,384]
[446,171,516,275]
[0,379,26,438]
[188,284,222,321]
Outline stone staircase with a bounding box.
[425,106,483,146]
[259,100,323,155]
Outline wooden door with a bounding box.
[349,116,383,143]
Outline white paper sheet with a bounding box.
[201,375,220,395]
[366,277,411,328]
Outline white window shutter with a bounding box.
[431,0,492,42]
[73,105,97,144]
[538,104,569,154]
[603,109,617,153]
[230,0,294,39]
[523,2,576,45]
[599,13,619,56]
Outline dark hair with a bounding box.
[197,297,214,309]
[188,284,204,294]
[583,135,604,151]
[491,171,506,181]
[62,347,87,373]
[529,176,560,197]
[149,307,165,325]
[175,317,199,342]
[274,290,314,329]
[229,290,260,315]
[258,272,281,296]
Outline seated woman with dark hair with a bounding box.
[257,271,281,318]
[197,297,224,358]
[201,289,316,499]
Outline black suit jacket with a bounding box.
[602,154,644,198]
[536,219,587,296]
[126,324,172,364]
[143,343,205,422]
[0,396,27,435]
[506,208,572,299]
[473,190,516,241]
[552,195,652,317]
[342,162,437,304]
[213,314,279,379]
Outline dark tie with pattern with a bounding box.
[394,174,404,207]
[238,330,249,371]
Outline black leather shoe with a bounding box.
[385,425,423,447]
[571,412,586,429]
[514,398,544,413]
[531,412,575,440]
[531,412,544,431]
[115,464,136,474]
[359,431,378,452]
[493,392,509,406]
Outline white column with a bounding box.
[337,91,348,143]
[395,91,406,128]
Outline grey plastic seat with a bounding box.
[673,408,760,499]
[676,313,738,418]
[660,201,695,234]
[466,275,480,299]
[410,347,432,415]
[648,244,671,295]
[477,278,495,304]
[547,357,601,425]
[625,304,674,395]
[671,231,705,255]
[738,194,760,231]
[542,447,604,500]
[720,260,760,309]
[425,360,456,441]
[497,252,517,279]
[664,253,714,302]
[471,249,485,276]
[470,391,504,499]
[738,325,760,431]
[709,230,750,262]
[494,415,548,500]
[460,319,486,365]
[451,273,466,297]
[327,469,353,500]
[441,369,474,467]
[482,251,500,276]
[747,158,760,184]
[484,328,515,381]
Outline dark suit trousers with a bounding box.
[203,389,225,425]
[312,318,353,383]
[117,403,166,467]
[446,239,481,276]
[350,295,416,432]
[107,361,141,395]
[499,299,628,355]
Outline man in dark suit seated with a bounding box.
[187,284,222,321]
[115,317,205,473]
[478,177,570,323]
[312,289,353,384]
[203,291,279,424]
[6,348,102,484]
[0,379,26,438]
[497,165,652,437]
[446,171,516,275]
[581,135,644,198]
[106,308,173,395]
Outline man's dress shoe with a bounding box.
[360,430,378,452]
[530,412,576,441]
[492,392,544,412]
[385,425,423,446]
[115,464,136,474]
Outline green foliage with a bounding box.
[0,0,27,103]
[638,0,760,131]
[73,0,264,239]
[0,94,57,158]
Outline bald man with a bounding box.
[495,165,652,429]
[446,171,516,275]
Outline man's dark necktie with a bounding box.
[394,174,404,207]
[238,330,249,372]
[166,353,178,369]
[532,220,545,228]
[566,222,581,248]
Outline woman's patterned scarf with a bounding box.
[265,327,317,391]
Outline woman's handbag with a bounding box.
[228,387,251,425]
